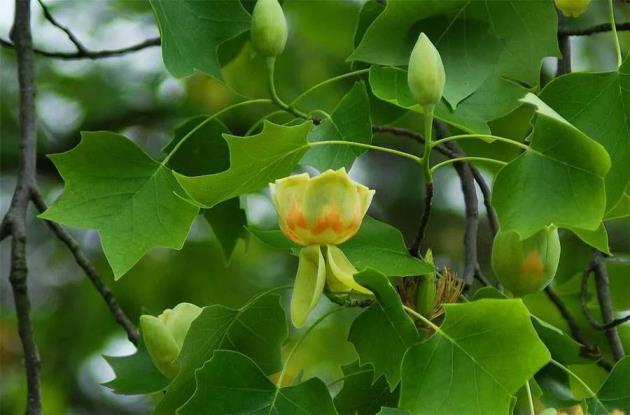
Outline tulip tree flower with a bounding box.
[270,168,375,327]
[140,303,202,378]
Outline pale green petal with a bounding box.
[140,315,181,379]
[325,245,371,294]
[291,245,326,327]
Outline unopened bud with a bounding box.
[251,0,288,57]
[555,0,591,17]
[407,33,445,107]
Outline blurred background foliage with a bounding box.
[0,0,629,413]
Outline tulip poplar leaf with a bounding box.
[103,339,169,395]
[493,99,611,239]
[400,299,551,414]
[596,356,630,413]
[175,121,312,208]
[149,0,251,79]
[540,56,630,211]
[369,66,525,134]
[154,294,287,415]
[349,270,420,389]
[352,0,558,92]
[333,361,399,414]
[303,81,372,171]
[179,350,337,415]
[39,132,199,279]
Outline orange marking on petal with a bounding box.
[522,250,544,278]
[312,207,343,235]
[286,201,307,230]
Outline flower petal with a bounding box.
[291,245,326,327]
[325,245,371,294]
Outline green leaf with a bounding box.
[162,116,230,176]
[303,82,372,171]
[103,339,169,395]
[351,0,558,85]
[606,187,630,220]
[342,216,433,276]
[247,216,433,276]
[540,57,630,211]
[203,198,247,262]
[180,350,337,415]
[175,121,312,208]
[531,317,594,366]
[39,132,199,278]
[377,409,409,415]
[369,66,525,134]
[155,293,288,415]
[349,270,420,389]
[149,0,250,79]
[597,356,630,413]
[569,224,610,256]
[493,96,611,238]
[333,362,398,415]
[400,299,551,414]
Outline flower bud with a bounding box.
[270,168,375,246]
[555,0,591,17]
[407,33,445,107]
[251,0,288,57]
[491,227,561,297]
[140,303,202,378]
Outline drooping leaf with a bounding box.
[349,270,420,389]
[606,187,630,220]
[40,132,199,278]
[154,293,288,415]
[400,299,551,414]
[180,350,337,415]
[493,95,611,239]
[369,66,525,134]
[303,81,372,171]
[540,57,630,211]
[203,197,247,262]
[569,224,610,256]
[176,121,312,208]
[149,0,251,79]
[247,216,433,276]
[333,362,398,415]
[103,339,169,395]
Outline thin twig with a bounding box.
[409,183,433,258]
[581,261,630,331]
[30,188,139,345]
[0,36,160,59]
[558,21,630,37]
[544,287,589,345]
[36,0,86,53]
[590,252,624,361]
[557,14,572,77]
[5,0,41,412]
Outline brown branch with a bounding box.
[559,21,630,37]
[581,262,630,331]
[36,0,86,53]
[30,188,139,345]
[409,182,433,258]
[557,14,572,77]
[0,36,160,60]
[5,0,41,412]
[545,286,588,345]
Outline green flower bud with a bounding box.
[407,33,445,107]
[491,227,561,297]
[555,0,591,17]
[251,0,288,57]
[140,303,202,378]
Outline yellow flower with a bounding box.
[270,169,375,327]
[140,303,202,378]
[555,0,591,17]
[269,168,375,246]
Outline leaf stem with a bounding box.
[430,157,507,175]
[422,105,435,183]
[403,304,441,332]
[549,359,607,412]
[245,109,285,136]
[308,140,422,164]
[608,0,622,68]
[276,307,345,388]
[290,68,370,105]
[161,98,272,166]
[524,380,535,415]
[431,134,530,151]
[266,57,310,119]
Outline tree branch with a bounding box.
[581,261,630,331]
[0,36,160,60]
[30,188,139,345]
[5,0,41,412]
[409,182,433,258]
[557,14,572,77]
[36,0,86,53]
[559,21,630,37]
